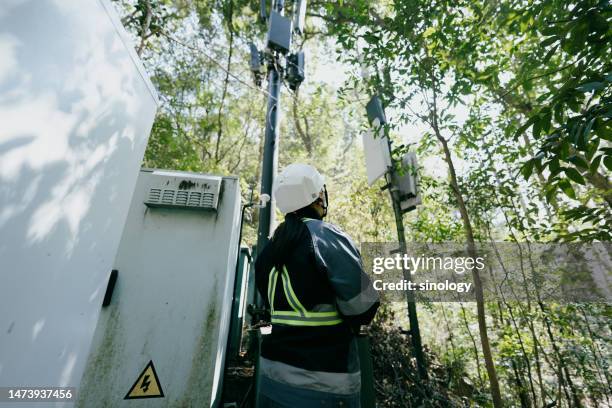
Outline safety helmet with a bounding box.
[274,163,326,214]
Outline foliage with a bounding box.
[515,1,612,240]
[111,0,612,407]
[369,304,476,407]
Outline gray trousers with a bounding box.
[258,375,361,408]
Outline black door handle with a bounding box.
[102,269,118,307]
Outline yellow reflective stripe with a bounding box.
[280,266,307,316]
[272,310,340,317]
[269,262,344,327]
[281,275,305,316]
[271,308,343,326]
[272,316,343,326]
[272,315,343,323]
[268,267,278,314]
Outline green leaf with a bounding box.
[576,82,605,92]
[542,108,552,133]
[568,20,589,52]
[583,117,596,141]
[533,117,542,138]
[521,159,535,180]
[575,124,586,149]
[567,155,589,169]
[590,154,603,173]
[545,185,557,203]
[553,103,564,123]
[567,96,582,112]
[558,179,576,199]
[579,122,591,149]
[541,24,563,36]
[586,136,601,160]
[423,26,435,38]
[363,33,379,44]
[515,115,538,139]
[564,167,585,185]
[604,156,612,172]
[549,159,562,177]
[542,44,559,64]
[540,36,558,47]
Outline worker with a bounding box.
[255,163,380,407]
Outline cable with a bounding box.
[159,29,307,111]
[159,29,276,100]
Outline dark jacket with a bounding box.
[255,209,379,375]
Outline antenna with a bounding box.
[259,0,267,22]
[249,42,261,73]
[266,11,292,54]
[293,0,307,34]
[248,42,263,87]
[286,51,305,91]
[366,95,387,127]
[250,0,307,272]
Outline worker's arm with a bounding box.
[305,220,380,326]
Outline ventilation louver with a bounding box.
[144,171,222,211]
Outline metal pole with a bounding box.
[255,0,284,260]
[384,133,428,382]
[253,4,284,406]
[357,331,376,407]
[255,68,281,257]
[252,41,281,408]
[253,54,282,326]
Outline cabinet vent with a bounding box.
[144,171,222,211]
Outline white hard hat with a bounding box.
[274,163,325,214]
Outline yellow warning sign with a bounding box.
[124,360,164,400]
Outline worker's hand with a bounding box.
[251,321,271,329]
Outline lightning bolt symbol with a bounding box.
[140,374,151,393]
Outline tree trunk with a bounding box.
[292,93,313,156]
[579,305,612,401]
[215,26,234,163]
[136,0,152,56]
[502,196,583,408]
[433,127,503,408]
[459,303,484,388]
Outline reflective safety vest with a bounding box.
[268,265,343,327]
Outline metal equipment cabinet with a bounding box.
[77,169,241,407]
[0,0,158,400]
